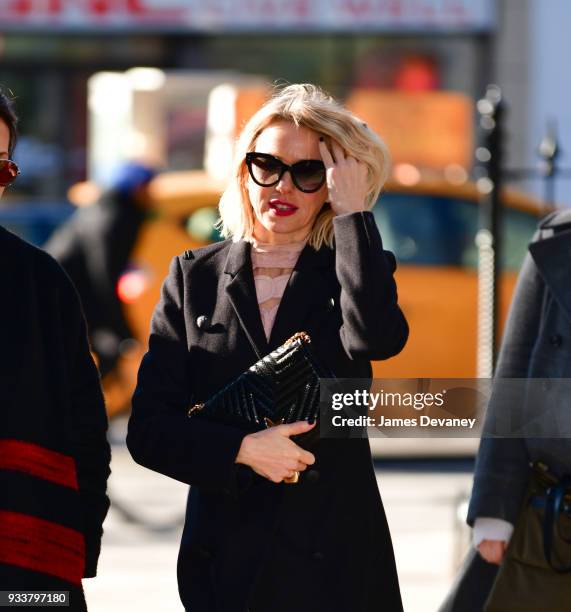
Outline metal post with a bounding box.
[475,85,504,378]
[537,118,560,212]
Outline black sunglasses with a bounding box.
[245,152,326,193]
[0,159,20,188]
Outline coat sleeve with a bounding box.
[333,211,409,360]
[467,249,544,526]
[127,256,249,494]
[59,271,111,578]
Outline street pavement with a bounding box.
[84,420,475,612]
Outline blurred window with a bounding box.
[184,207,223,243]
[0,32,482,201]
[0,35,167,202]
[176,34,481,99]
[3,35,164,64]
[373,194,538,271]
[0,203,74,246]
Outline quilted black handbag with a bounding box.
[186,331,333,449]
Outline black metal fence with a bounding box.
[475,84,571,376]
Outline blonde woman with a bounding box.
[128,83,408,612]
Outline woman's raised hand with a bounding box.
[318,138,368,216]
[477,539,507,565]
[235,421,316,483]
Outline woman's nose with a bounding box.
[275,170,294,193]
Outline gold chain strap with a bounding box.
[187,402,204,417]
[283,331,311,346]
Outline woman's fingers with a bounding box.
[285,459,310,472]
[331,140,346,163]
[298,448,316,466]
[318,138,335,167]
[278,420,315,437]
[236,424,316,484]
[319,138,347,167]
[318,137,368,215]
[275,421,316,466]
[477,540,507,565]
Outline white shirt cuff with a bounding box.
[473,517,514,548]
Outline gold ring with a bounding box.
[284,470,300,484]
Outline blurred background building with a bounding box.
[1,0,570,202]
[1,0,494,197]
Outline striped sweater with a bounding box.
[0,226,110,595]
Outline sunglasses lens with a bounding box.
[0,160,19,187]
[292,160,325,192]
[248,154,282,186]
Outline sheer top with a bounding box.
[250,239,306,340]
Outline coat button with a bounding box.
[327,297,335,311]
[549,334,563,347]
[312,551,325,561]
[305,469,320,484]
[196,315,211,330]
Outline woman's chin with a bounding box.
[253,212,315,243]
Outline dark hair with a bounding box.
[0,88,18,157]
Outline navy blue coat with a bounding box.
[469,208,571,526]
[127,211,408,612]
[441,209,571,612]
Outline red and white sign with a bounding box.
[0,0,495,31]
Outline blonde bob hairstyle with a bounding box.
[217,83,390,250]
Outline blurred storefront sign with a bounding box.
[347,90,474,170]
[0,0,496,32]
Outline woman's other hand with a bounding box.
[235,421,316,483]
[319,138,368,216]
[477,539,507,565]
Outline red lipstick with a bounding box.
[269,199,298,217]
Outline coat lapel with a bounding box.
[224,240,269,359]
[529,228,571,322]
[268,244,333,349]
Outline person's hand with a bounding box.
[318,138,368,216]
[477,539,507,565]
[235,421,316,483]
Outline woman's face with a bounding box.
[0,120,10,199]
[246,120,328,244]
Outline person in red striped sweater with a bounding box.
[0,89,111,610]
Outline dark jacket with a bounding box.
[440,209,571,612]
[45,190,145,375]
[0,226,111,609]
[127,211,409,612]
[468,208,571,526]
